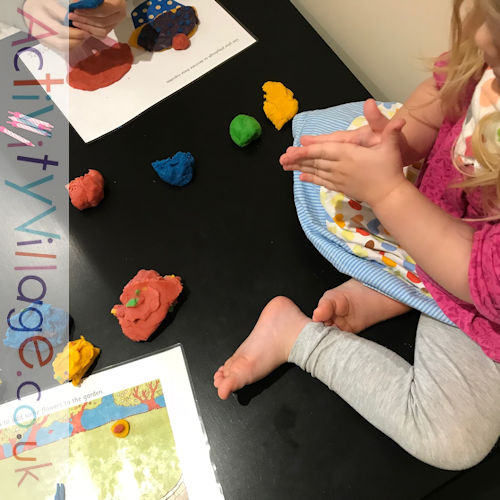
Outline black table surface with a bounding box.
[66,1,499,499]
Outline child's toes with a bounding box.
[214,372,224,387]
[313,297,335,323]
[222,357,234,377]
[217,374,241,400]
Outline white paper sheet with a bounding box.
[20,0,256,143]
[0,22,19,42]
[0,345,224,499]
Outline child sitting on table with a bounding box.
[214,0,500,470]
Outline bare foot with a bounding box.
[214,296,309,400]
[312,278,411,333]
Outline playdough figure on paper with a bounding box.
[129,0,200,52]
[68,42,134,91]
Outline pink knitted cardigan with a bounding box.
[415,63,500,361]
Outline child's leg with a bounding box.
[214,279,408,398]
[290,314,500,470]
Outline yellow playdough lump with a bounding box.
[52,336,100,386]
[262,81,299,131]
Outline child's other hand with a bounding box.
[68,0,126,39]
[300,99,391,149]
[22,0,90,52]
[281,118,408,208]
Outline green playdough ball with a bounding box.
[229,114,262,147]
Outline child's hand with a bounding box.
[68,0,126,39]
[300,99,391,149]
[22,0,90,52]
[281,118,408,208]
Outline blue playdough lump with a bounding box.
[152,152,194,187]
[4,304,69,351]
[69,0,104,12]
[66,0,104,26]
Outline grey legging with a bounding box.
[289,314,500,470]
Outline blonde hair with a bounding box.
[438,0,484,118]
[453,112,500,218]
[439,0,500,218]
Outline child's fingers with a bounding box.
[380,118,406,152]
[299,172,336,191]
[44,0,70,22]
[20,0,89,53]
[40,27,89,52]
[68,26,92,45]
[382,118,406,137]
[303,143,341,162]
[363,98,388,132]
[71,20,112,38]
[299,165,338,183]
[280,151,312,168]
[299,165,338,184]
[281,158,321,172]
[282,159,335,175]
[281,143,346,166]
[24,1,69,31]
[283,145,302,156]
[301,130,357,146]
[280,147,315,165]
[73,0,124,17]
[301,133,342,145]
[69,10,124,28]
[280,154,318,170]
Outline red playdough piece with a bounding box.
[68,42,133,91]
[172,33,190,50]
[112,270,183,342]
[66,169,104,210]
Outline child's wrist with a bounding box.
[369,177,411,212]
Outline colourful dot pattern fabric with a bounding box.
[131,0,184,29]
[320,104,430,296]
[454,67,500,171]
[321,190,429,295]
[292,101,454,325]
